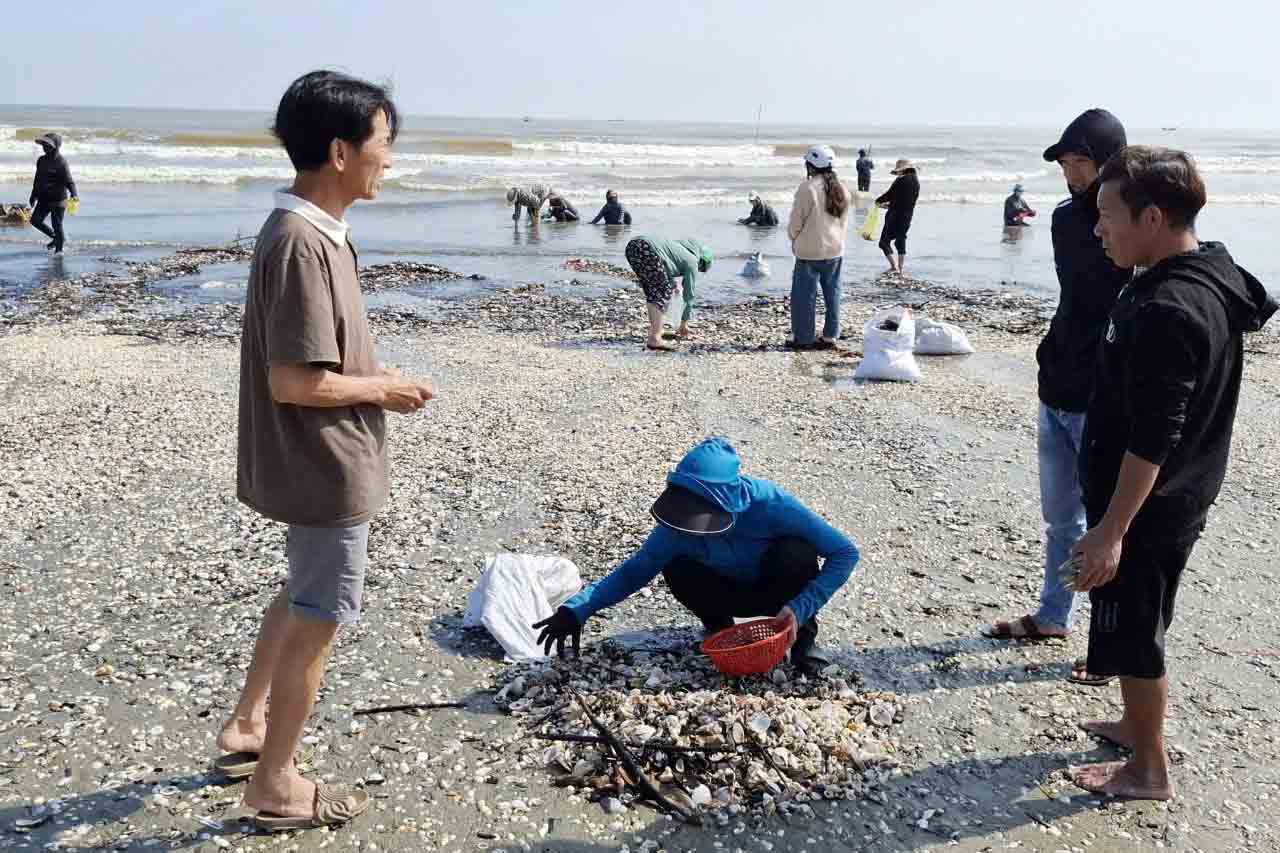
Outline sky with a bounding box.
[1,0,1276,129]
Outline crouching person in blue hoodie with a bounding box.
[532,437,860,674]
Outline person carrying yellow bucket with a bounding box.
[29,132,79,254]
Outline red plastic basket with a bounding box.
[700,617,791,677]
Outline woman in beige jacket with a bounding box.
[786,145,850,350]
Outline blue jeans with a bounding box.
[790,257,843,345]
[1036,403,1088,631]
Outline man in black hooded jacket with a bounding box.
[29,132,78,254]
[1068,146,1275,801]
[985,109,1131,676]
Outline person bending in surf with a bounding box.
[544,191,580,222]
[506,183,548,222]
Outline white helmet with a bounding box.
[804,144,836,170]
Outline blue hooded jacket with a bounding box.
[562,439,859,626]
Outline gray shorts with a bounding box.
[287,522,370,624]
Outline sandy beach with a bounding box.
[2,261,1279,853]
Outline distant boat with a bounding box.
[522,116,532,123]
[1161,126,1178,131]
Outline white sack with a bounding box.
[463,554,583,661]
[914,318,974,355]
[853,307,924,382]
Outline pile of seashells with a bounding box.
[494,643,903,818]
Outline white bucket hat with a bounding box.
[804,144,836,170]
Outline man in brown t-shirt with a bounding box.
[214,71,433,832]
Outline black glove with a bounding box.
[531,606,581,658]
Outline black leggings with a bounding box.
[661,537,820,631]
[30,201,66,251]
[879,227,907,256]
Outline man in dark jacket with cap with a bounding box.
[984,110,1131,683]
[532,437,860,674]
[29,132,78,254]
[1068,146,1274,801]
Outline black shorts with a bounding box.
[1086,537,1197,679]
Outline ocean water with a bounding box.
[2,105,1278,305]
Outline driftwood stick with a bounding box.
[353,701,465,717]
[568,688,702,826]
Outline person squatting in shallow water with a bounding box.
[876,159,919,275]
[590,189,632,225]
[786,144,850,350]
[215,69,434,834]
[1067,146,1274,801]
[29,132,78,254]
[623,234,712,351]
[532,437,860,676]
[738,191,779,226]
[507,183,548,221]
[983,108,1131,692]
[544,191,579,222]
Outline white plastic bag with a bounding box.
[663,292,685,328]
[854,307,923,382]
[462,554,583,661]
[740,252,771,278]
[914,318,974,355]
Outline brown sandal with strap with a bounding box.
[252,782,370,832]
[982,614,1065,642]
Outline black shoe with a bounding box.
[784,339,818,351]
[46,240,56,250]
[791,618,830,674]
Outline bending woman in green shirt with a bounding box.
[624,236,713,351]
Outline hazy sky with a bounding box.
[1,0,1275,128]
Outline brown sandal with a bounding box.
[982,614,1063,642]
[213,751,258,780]
[1067,657,1116,687]
[252,782,370,832]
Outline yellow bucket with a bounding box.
[66,198,80,215]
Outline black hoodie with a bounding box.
[29,133,77,206]
[1037,109,1133,413]
[1079,242,1277,543]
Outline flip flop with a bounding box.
[213,751,259,780]
[1067,657,1116,687]
[982,614,1063,642]
[646,343,675,352]
[253,782,370,832]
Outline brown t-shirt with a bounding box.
[237,208,388,526]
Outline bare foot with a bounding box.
[244,769,317,819]
[1070,760,1126,788]
[1072,759,1174,801]
[1080,719,1135,750]
[217,714,267,755]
